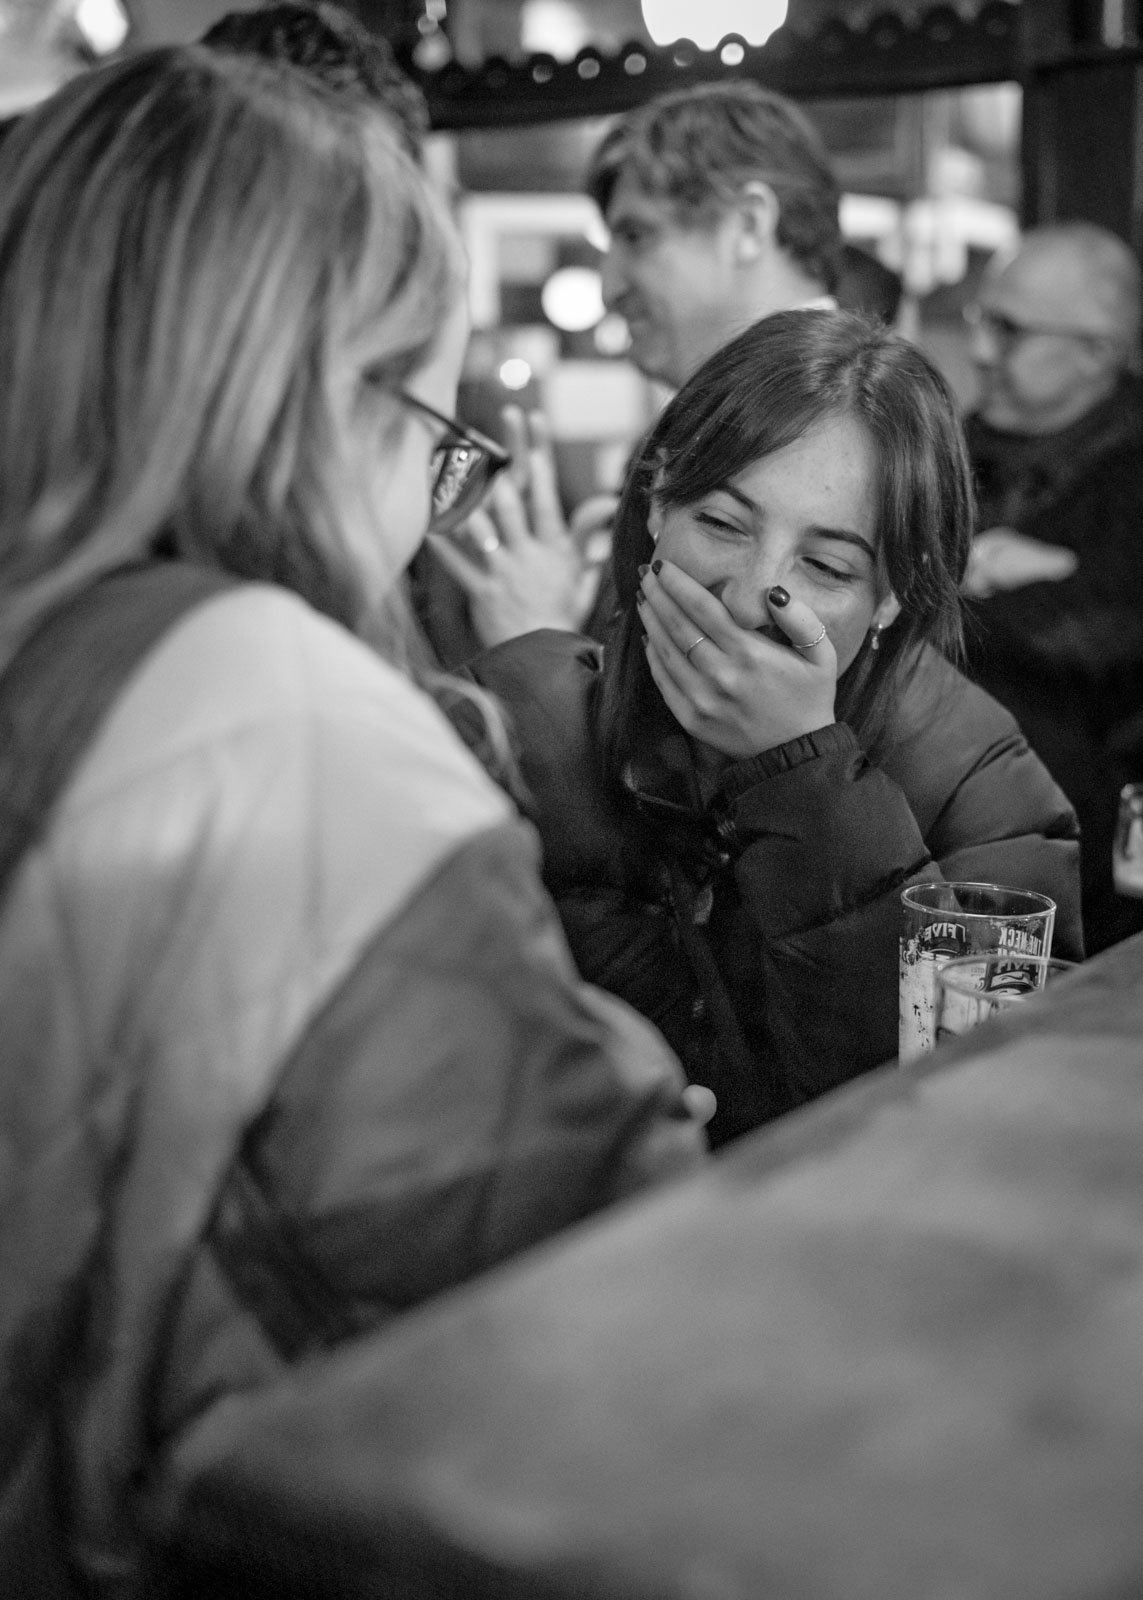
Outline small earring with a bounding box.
[870,624,883,652]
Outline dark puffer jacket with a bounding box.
[472,631,1083,1147]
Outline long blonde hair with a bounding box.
[0,46,458,662]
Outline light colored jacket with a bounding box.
[0,583,702,1595]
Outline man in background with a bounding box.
[586,79,843,395]
[961,221,1143,952]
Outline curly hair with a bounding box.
[201,1,429,161]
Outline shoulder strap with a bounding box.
[0,561,236,910]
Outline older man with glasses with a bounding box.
[960,221,1143,954]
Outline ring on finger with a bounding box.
[792,625,828,652]
[476,531,501,555]
[684,633,708,661]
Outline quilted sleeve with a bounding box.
[193,819,705,1358]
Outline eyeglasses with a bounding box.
[963,303,1114,349]
[395,390,511,537]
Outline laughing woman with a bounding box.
[472,309,1083,1146]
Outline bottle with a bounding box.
[1112,782,1143,897]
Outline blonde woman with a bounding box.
[0,48,703,1590]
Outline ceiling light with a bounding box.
[640,0,787,50]
[521,0,591,58]
[74,0,129,55]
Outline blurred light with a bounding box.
[541,266,604,332]
[412,29,451,69]
[840,193,903,240]
[73,0,129,54]
[899,195,1019,297]
[593,313,632,357]
[641,0,786,49]
[521,0,591,58]
[0,0,53,46]
[584,215,610,253]
[0,48,68,115]
[498,358,533,391]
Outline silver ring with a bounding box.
[792,625,828,652]
[476,532,500,555]
[684,634,708,661]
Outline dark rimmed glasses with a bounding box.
[396,390,511,538]
[963,303,1115,350]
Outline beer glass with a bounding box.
[898,881,1056,1064]
[935,953,1079,1044]
[1112,782,1143,897]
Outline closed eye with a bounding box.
[806,557,859,584]
[696,511,744,536]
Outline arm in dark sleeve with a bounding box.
[713,681,1081,1101]
[206,821,704,1348]
[967,585,1143,684]
[968,463,1143,682]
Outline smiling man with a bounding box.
[586,80,843,393]
[961,221,1143,953]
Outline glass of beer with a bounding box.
[898,881,1056,1065]
[935,952,1080,1043]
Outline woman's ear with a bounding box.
[873,591,902,631]
[647,498,664,545]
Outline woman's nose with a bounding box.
[716,555,788,630]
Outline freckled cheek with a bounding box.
[825,600,878,674]
[655,520,707,571]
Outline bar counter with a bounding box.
[160,931,1143,1599]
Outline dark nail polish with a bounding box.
[768,585,790,607]
[638,563,649,578]
[635,591,645,607]
[651,560,662,575]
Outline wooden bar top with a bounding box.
[159,933,1143,1599]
